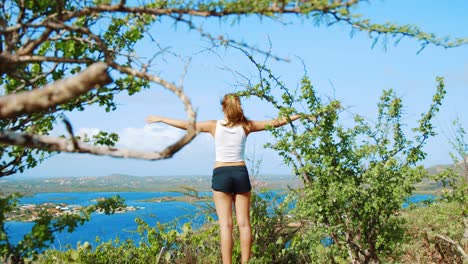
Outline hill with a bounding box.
[1,163,462,195]
[0,173,301,195]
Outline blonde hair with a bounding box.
[221,93,250,133]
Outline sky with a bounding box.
[11,0,468,178]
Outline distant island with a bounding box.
[6,200,141,222]
[0,165,450,196]
[136,195,212,203]
[0,174,302,195]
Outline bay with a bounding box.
[6,192,210,250]
[5,192,434,251]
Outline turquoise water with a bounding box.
[6,192,434,250]
[7,192,210,250]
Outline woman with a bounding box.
[146,94,300,264]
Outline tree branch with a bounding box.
[17,28,54,56]
[11,63,60,93]
[0,62,111,119]
[62,2,347,20]
[0,53,94,65]
[0,59,198,162]
[0,131,185,161]
[435,234,468,260]
[290,149,310,184]
[110,63,198,158]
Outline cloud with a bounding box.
[74,125,185,151]
[117,124,184,151]
[78,127,101,140]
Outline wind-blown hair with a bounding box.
[221,93,251,133]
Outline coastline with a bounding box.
[1,174,443,223]
[5,188,439,223]
[0,174,302,195]
[5,201,142,222]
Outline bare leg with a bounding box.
[234,191,252,264]
[213,190,234,264]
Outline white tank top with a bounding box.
[215,120,247,162]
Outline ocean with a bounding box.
[5,192,435,251]
[6,192,210,250]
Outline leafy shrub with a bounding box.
[37,190,301,264]
[239,55,447,262]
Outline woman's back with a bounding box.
[215,120,247,162]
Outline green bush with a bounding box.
[239,56,447,262]
[38,216,220,264]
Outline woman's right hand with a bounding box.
[146,115,163,124]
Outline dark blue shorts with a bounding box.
[212,166,251,194]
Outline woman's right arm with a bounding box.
[146,115,216,135]
[249,114,302,132]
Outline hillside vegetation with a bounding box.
[0,174,301,194]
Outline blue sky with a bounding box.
[13,0,468,178]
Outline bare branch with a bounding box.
[110,63,198,158]
[178,57,191,88]
[1,59,198,162]
[291,149,310,184]
[11,63,60,93]
[64,4,294,19]
[17,28,54,55]
[171,15,290,62]
[0,131,186,161]
[0,62,111,119]
[63,117,79,150]
[0,53,94,74]
[435,234,468,260]
[0,148,27,177]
